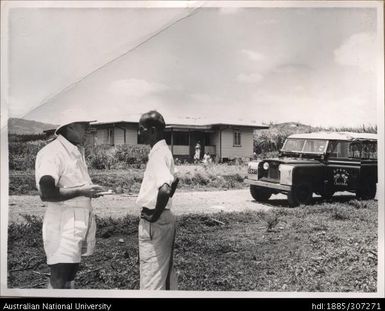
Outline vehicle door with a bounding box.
[358,141,378,184]
[325,140,360,192]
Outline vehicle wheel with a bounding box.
[250,185,272,202]
[356,182,376,200]
[287,182,313,207]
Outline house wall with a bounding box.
[114,127,125,145]
[172,145,189,155]
[210,132,220,161]
[220,128,254,160]
[94,125,138,145]
[95,128,109,145]
[123,126,138,145]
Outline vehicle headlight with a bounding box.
[279,164,293,185]
[263,162,269,170]
[248,161,260,180]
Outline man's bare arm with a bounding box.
[39,175,103,202]
[169,177,179,198]
[141,183,171,223]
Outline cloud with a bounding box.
[241,49,264,62]
[334,32,377,73]
[108,79,169,98]
[189,93,223,104]
[273,64,313,74]
[237,73,264,84]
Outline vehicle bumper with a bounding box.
[244,178,292,193]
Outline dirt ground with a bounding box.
[8,188,275,222]
[8,188,361,223]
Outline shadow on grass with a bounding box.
[251,194,357,208]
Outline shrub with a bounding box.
[8,140,48,170]
[114,144,149,165]
[9,171,37,194]
[86,144,150,169]
[86,145,116,169]
[8,133,47,142]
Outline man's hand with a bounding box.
[78,184,105,198]
[140,183,171,223]
[140,209,159,223]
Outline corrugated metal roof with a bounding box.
[288,132,377,141]
[92,115,268,129]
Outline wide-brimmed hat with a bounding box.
[54,119,97,135]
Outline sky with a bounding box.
[2,2,382,128]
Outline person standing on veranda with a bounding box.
[35,120,105,289]
[136,110,179,290]
[194,141,201,163]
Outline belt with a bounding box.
[141,207,169,215]
[62,196,92,208]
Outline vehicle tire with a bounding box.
[287,182,313,207]
[250,185,272,202]
[356,182,376,200]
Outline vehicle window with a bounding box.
[367,142,377,159]
[282,139,305,152]
[348,142,361,158]
[303,139,327,153]
[361,142,377,159]
[328,141,350,158]
[348,142,377,159]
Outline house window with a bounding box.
[205,133,211,146]
[173,132,189,145]
[233,130,241,147]
[108,128,114,145]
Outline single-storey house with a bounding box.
[87,117,268,162]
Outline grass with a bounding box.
[9,164,248,195]
[7,199,377,292]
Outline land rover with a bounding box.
[245,132,377,207]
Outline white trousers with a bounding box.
[138,210,177,290]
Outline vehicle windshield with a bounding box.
[282,138,327,154]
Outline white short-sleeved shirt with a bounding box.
[35,134,92,206]
[136,139,176,210]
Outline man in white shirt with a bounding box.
[136,111,179,290]
[35,120,104,289]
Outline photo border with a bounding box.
[1,0,384,298]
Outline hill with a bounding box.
[7,118,57,135]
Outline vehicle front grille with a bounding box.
[260,161,280,182]
[268,165,280,179]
